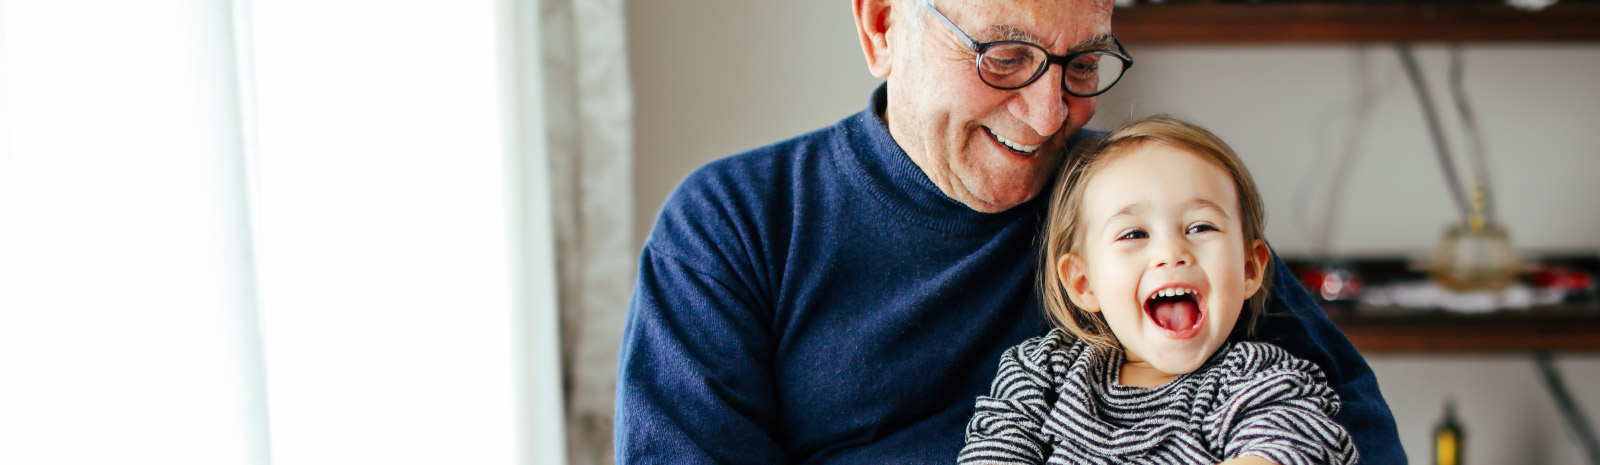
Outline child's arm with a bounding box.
[1219,343,1359,465]
[956,331,1079,465]
[1218,456,1277,465]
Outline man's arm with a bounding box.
[1258,250,1407,463]
[614,244,785,464]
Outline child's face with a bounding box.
[1059,143,1268,380]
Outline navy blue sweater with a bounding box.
[616,86,1404,464]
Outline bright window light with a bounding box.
[249,1,523,464]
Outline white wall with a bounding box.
[1094,44,1600,258]
[1370,355,1600,465]
[631,1,882,243]
[629,2,1600,464]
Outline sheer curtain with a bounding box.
[538,0,634,463]
[0,0,603,463]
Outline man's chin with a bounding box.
[966,186,1044,213]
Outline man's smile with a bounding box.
[984,126,1040,154]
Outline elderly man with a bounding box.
[616,0,1404,463]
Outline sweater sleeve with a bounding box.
[615,158,789,464]
[958,331,1074,465]
[1220,344,1359,465]
[614,244,784,464]
[1257,249,1406,463]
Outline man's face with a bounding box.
[885,0,1112,213]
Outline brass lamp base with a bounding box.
[1430,223,1518,291]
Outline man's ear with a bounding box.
[1058,253,1099,312]
[1243,239,1271,296]
[853,0,894,78]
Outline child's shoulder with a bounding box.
[1008,328,1095,366]
[1216,341,1328,382]
[1211,341,1344,419]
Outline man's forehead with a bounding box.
[961,1,1113,49]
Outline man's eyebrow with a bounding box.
[980,27,1114,53]
[1071,33,1115,52]
[982,24,1040,44]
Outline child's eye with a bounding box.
[1116,228,1148,240]
[1186,223,1218,234]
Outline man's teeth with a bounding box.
[988,129,1039,154]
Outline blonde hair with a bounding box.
[1038,115,1273,351]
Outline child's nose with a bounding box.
[1151,241,1195,268]
[1155,256,1191,268]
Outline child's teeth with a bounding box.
[1155,287,1200,298]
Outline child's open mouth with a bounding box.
[1145,287,1204,334]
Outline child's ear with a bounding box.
[1243,239,1271,296]
[1058,253,1099,312]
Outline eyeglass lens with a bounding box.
[977,43,1126,96]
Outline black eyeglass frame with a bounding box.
[925,2,1134,97]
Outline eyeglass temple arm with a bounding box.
[1114,36,1134,68]
[925,3,978,50]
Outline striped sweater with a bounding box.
[959,329,1358,465]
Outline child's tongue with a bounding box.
[1150,299,1200,331]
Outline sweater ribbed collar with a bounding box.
[833,83,1085,236]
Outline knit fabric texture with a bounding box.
[960,329,1359,465]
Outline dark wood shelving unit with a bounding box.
[1283,255,1600,354]
[1326,304,1600,353]
[1113,1,1600,43]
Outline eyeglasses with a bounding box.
[924,2,1133,98]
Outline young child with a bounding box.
[958,116,1357,465]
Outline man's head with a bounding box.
[853,0,1117,213]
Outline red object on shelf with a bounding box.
[1530,267,1594,291]
[1296,267,1364,301]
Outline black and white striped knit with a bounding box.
[959,329,1358,465]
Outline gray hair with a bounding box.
[899,0,935,31]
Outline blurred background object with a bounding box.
[1435,400,1465,465]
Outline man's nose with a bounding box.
[1010,65,1070,137]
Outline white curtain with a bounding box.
[539,0,634,463]
[0,0,596,463]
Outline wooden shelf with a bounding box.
[1114,1,1600,43]
[1327,304,1600,353]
